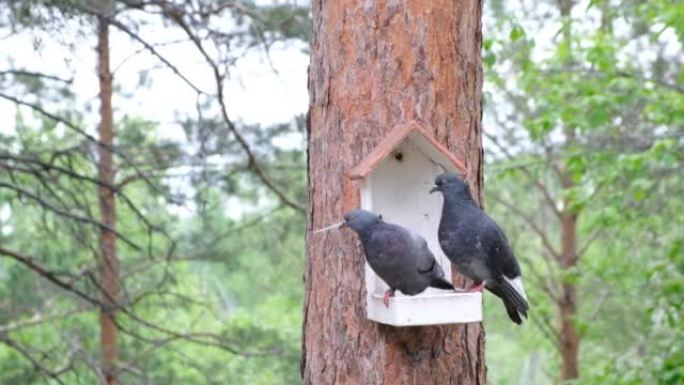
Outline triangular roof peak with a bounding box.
[348,121,466,180]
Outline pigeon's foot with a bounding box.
[383,289,395,308]
[465,281,485,292]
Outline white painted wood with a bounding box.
[361,136,483,326]
[367,292,483,326]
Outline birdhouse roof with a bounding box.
[348,121,466,180]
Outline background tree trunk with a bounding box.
[97,15,119,385]
[303,2,486,384]
[559,210,579,381]
[557,0,580,381]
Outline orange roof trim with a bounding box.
[348,121,466,180]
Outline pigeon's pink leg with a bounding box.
[383,289,395,307]
[465,281,485,292]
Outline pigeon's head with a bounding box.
[430,172,470,196]
[343,209,382,233]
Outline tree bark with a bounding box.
[97,15,119,385]
[557,0,580,381]
[559,211,579,381]
[303,2,485,384]
[558,164,580,382]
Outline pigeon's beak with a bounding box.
[312,221,346,234]
[429,186,440,194]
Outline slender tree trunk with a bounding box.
[97,15,119,385]
[303,2,485,384]
[556,0,580,382]
[559,209,579,381]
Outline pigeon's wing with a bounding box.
[367,225,412,262]
[480,216,521,279]
[365,225,415,284]
[411,234,438,274]
[366,224,444,295]
[480,215,529,321]
[407,231,455,291]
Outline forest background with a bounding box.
[0,0,681,384]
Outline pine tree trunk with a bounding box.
[303,2,486,384]
[96,15,119,385]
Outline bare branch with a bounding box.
[111,1,306,213]
[530,313,562,351]
[489,191,561,260]
[0,181,141,250]
[0,91,184,210]
[74,3,207,95]
[0,247,101,307]
[588,289,611,322]
[0,91,102,145]
[166,8,306,213]
[67,3,306,213]
[0,69,73,83]
[518,255,560,303]
[115,309,282,357]
[0,153,170,243]
[0,308,93,333]
[0,334,72,385]
[578,229,603,257]
[0,153,114,191]
[485,131,562,218]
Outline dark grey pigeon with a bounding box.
[431,172,529,324]
[344,209,454,307]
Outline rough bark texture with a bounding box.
[304,2,485,384]
[97,15,119,385]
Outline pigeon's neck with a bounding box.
[441,191,477,219]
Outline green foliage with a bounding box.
[1,0,682,383]
[483,0,683,383]
[0,0,310,383]
[257,4,311,43]
[0,112,307,384]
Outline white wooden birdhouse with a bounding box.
[343,121,482,326]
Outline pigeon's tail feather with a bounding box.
[503,299,523,325]
[430,277,455,291]
[498,278,529,323]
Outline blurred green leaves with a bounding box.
[483,0,683,384]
